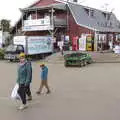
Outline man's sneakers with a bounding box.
[27,96,32,101]
[18,104,28,110]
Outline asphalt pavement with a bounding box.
[0,61,120,120]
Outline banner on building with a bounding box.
[65,36,69,42]
[72,36,78,51]
[23,25,53,31]
[24,18,50,26]
[86,34,93,51]
[23,18,53,31]
[79,35,86,51]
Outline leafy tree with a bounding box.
[0,19,10,32]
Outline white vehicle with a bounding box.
[13,36,53,55]
[4,36,53,61]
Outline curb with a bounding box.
[94,61,120,63]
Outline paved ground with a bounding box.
[0,60,120,120]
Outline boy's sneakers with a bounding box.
[18,104,28,110]
[46,90,51,94]
[36,91,41,95]
[36,90,51,95]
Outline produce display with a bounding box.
[64,53,93,67]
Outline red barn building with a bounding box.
[12,0,120,51]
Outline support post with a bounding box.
[51,8,54,30]
[36,9,38,19]
[66,0,69,33]
[94,31,98,51]
[51,8,54,52]
[22,12,24,32]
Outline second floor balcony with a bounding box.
[22,17,67,32]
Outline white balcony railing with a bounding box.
[22,18,67,31]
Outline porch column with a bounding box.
[113,33,116,44]
[94,31,98,51]
[51,8,54,29]
[51,8,54,50]
[22,12,24,31]
[36,9,38,19]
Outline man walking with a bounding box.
[17,53,32,110]
[36,63,50,95]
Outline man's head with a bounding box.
[19,53,26,63]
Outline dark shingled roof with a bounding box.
[68,2,120,32]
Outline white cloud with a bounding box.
[0,0,37,26]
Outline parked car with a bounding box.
[64,52,93,67]
[4,44,24,61]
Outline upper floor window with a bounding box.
[84,8,89,15]
[102,12,111,20]
[84,8,94,18]
[107,14,111,20]
[90,10,94,17]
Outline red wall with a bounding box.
[68,12,94,50]
[68,12,94,39]
[25,31,50,36]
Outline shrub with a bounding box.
[0,48,4,59]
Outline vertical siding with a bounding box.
[68,12,94,50]
[68,12,94,39]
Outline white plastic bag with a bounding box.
[11,84,20,100]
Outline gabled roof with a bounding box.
[12,0,120,34]
[21,3,66,12]
[68,2,120,32]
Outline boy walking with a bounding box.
[36,63,50,95]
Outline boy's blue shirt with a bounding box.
[41,66,48,80]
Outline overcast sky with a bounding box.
[0,0,119,26]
